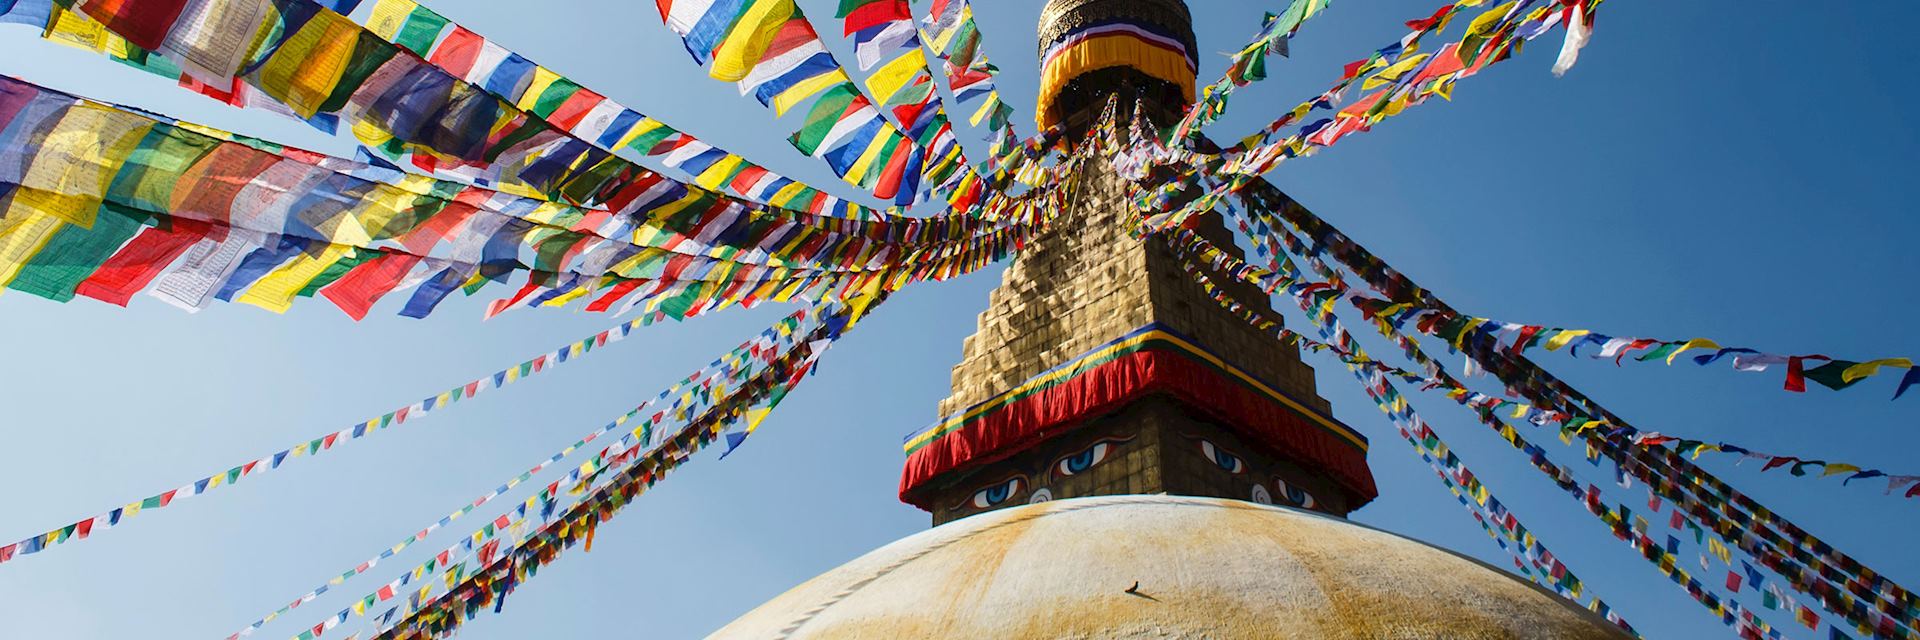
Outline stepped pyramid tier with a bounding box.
[898,164,1374,526]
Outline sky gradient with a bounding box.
[2,2,1917,639]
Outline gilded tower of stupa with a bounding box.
[713,2,1630,637]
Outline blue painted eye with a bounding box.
[971,477,1024,509]
[1278,479,1317,509]
[1200,440,1246,474]
[1056,442,1112,476]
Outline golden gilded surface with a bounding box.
[709,496,1629,639]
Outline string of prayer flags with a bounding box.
[837,0,915,71]
[0,312,660,567]
[1411,314,1920,399]
[246,306,817,640]
[1171,0,1333,141]
[1141,0,1598,231]
[654,0,961,207]
[360,291,888,640]
[737,10,850,116]
[1151,181,1920,635]
[1174,252,1626,619]
[1630,433,1920,499]
[0,76,916,319]
[28,0,899,223]
[355,0,892,218]
[2,72,1061,321]
[919,0,1017,140]
[1211,177,1920,634]
[1179,249,1809,640]
[1190,185,1920,512]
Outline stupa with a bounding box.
[712,2,1629,637]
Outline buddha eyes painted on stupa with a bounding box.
[1051,436,1133,478]
[1276,478,1319,510]
[1197,439,1247,474]
[955,474,1028,511]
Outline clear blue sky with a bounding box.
[2,2,1916,639]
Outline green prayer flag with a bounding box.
[8,204,144,302]
[625,125,680,156]
[108,125,220,214]
[296,249,374,297]
[1635,342,1679,363]
[393,6,450,56]
[530,77,583,119]
[1802,360,1864,391]
[317,32,399,115]
[790,84,861,156]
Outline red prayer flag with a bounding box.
[322,251,424,321]
[78,0,193,50]
[585,279,645,312]
[871,138,916,200]
[840,0,910,35]
[1785,356,1809,393]
[178,75,246,107]
[484,275,546,319]
[74,219,215,306]
[547,89,607,131]
[397,200,479,253]
[1726,570,1742,592]
[429,26,486,78]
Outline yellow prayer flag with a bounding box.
[516,67,564,111]
[864,48,928,105]
[767,181,812,208]
[1544,329,1590,351]
[9,190,99,231]
[771,70,848,117]
[235,245,356,313]
[1362,53,1432,90]
[843,128,900,187]
[1821,463,1862,478]
[695,155,747,191]
[1667,338,1722,365]
[540,284,593,307]
[709,0,796,82]
[44,7,109,52]
[1841,358,1914,383]
[254,10,359,118]
[0,210,64,288]
[366,0,420,41]
[969,92,1001,127]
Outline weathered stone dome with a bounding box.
[710,495,1629,639]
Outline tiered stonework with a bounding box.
[894,0,1377,527]
[905,164,1372,526]
[890,153,1374,522]
[937,168,1328,418]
